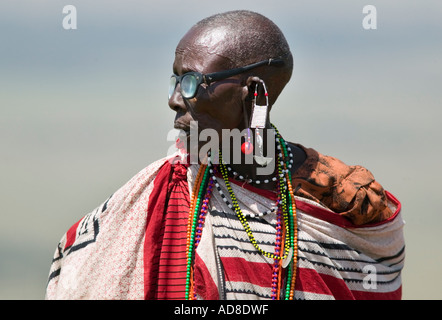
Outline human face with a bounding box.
[168,29,247,141]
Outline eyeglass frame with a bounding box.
[169,58,285,100]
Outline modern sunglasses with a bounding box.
[168,58,284,100]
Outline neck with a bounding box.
[216,126,285,191]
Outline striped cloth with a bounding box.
[143,160,190,299]
[190,165,404,300]
[45,156,404,300]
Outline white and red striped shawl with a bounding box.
[46,156,404,300]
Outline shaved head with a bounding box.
[176,10,294,106]
[194,10,293,69]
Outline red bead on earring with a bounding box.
[242,128,253,154]
[241,141,254,154]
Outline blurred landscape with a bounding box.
[1,0,441,299]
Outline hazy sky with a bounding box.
[1,0,441,299]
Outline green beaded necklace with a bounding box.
[185,124,298,300]
[218,149,292,261]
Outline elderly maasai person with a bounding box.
[46,10,405,300]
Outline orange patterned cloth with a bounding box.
[292,144,393,226]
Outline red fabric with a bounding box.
[351,286,402,300]
[64,219,82,250]
[143,160,190,300]
[295,268,354,299]
[295,267,402,300]
[143,161,171,299]
[221,257,273,288]
[193,253,219,300]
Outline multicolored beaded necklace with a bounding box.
[185,124,298,300]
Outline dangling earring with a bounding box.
[250,80,273,166]
[250,80,269,129]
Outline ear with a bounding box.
[241,76,262,103]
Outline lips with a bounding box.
[174,121,191,141]
[174,121,190,133]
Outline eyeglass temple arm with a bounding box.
[204,58,285,84]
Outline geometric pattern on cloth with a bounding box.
[190,164,405,300]
[46,159,405,300]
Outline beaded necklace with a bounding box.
[217,155,292,261]
[185,162,213,300]
[210,172,277,218]
[223,137,294,186]
[184,124,298,300]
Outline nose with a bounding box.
[168,83,186,112]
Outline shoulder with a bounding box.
[289,143,394,225]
